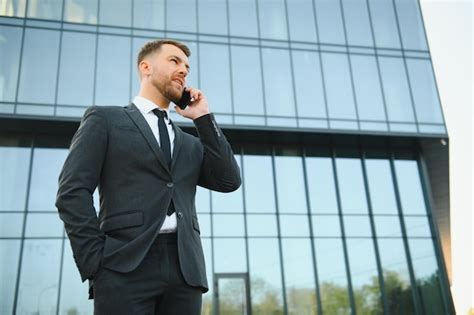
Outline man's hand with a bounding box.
[175,87,210,120]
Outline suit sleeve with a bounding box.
[56,106,107,282]
[194,113,241,192]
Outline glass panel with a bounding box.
[133,0,164,30]
[322,52,357,120]
[218,277,248,315]
[312,215,341,237]
[406,58,444,124]
[212,155,243,213]
[342,0,373,47]
[228,0,258,38]
[346,239,381,313]
[404,216,432,237]
[377,238,416,313]
[17,239,62,314]
[166,0,196,33]
[343,215,372,237]
[99,0,131,27]
[243,154,276,213]
[258,0,288,40]
[374,216,402,237]
[0,25,22,102]
[379,56,416,123]
[198,0,228,35]
[409,239,446,314]
[57,31,96,106]
[314,0,345,45]
[196,186,210,213]
[395,0,428,51]
[248,238,284,314]
[365,159,398,214]
[306,157,338,214]
[292,50,326,119]
[28,148,68,211]
[199,43,232,114]
[0,213,24,237]
[214,238,247,273]
[350,54,386,122]
[0,240,21,315]
[282,239,317,315]
[25,213,64,237]
[213,214,245,237]
[286,0,317,42]
[394,160,427,215]
[27,0,63,20]
[336,158,368,214]
[202,238,213,314]
[18,28,60,104]
[0,0,27,17]
[368,0,401,49]
[95,35,131,106]
[231,45,265,115]
[274,156,307,214]
[246,214,278,237]
[262,48,295,117]
[314,238,351,314]
[279,215,310,237]
[0,146,30,211]
[64,0,98,24]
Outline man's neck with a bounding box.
[138,86,170,110]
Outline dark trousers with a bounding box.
[93,233,202,315]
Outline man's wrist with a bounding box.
[192,111,211,121]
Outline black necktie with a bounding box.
[152,108,175,215]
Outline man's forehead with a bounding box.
[160,44,189,62]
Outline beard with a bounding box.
[152,75,183,104]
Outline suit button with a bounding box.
[167,182,174,188]
[177,212,183,219]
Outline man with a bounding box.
[56,39,241,314]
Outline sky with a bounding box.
[419,0,473,313]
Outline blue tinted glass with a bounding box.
[368,0,401,49]
[196,186,210,213]
[166,0,197,33]
[404,216,432,237]
[228,0,258,38]
[0,26,22,102]
[292,50,326,118]
[25,213,64,237]
[198,0,228,35]
[246,214,278,236]
[99,0,132,27]
[18,28,60,104]
[394,160,427,215]
[279,215,310,237]
[395,0,428,51]
[312,215,341,237]
[344,215,372,237]
[214,238,247,273]
[231,45,265,115]
[0,240,21,315]
[243,155,276,213]
[199,43,232,114]
[314,0,345,45]
[275,156,307,214]
[64,0,98,24]
[258,0,288,40]
[374,216,402,237]
[322,52,357,120]
[57,31,96,106]
[27,0,63,20]
[0,213,23,237]
[406,58,444,124]
[0,146,30,211]
[0,0,26,17]
[95,35,131,106]
[286,0,317,42]
[379,56,416,123]
[213,214,245,237]
[305,157,338,214]
[336,158,368,214]
[342,0,373,47]
[350,54,386,121]
[365,159,398,214]
[262,48,295,117]
[133,0,164,29]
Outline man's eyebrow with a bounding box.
[170,55,190,70]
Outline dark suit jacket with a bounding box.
[56,103,241,299]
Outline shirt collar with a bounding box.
[133,96,170,120]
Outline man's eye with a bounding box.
[171,59,177,63]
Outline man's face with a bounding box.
[145,44,190,104]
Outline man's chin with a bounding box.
[165,87,183,104]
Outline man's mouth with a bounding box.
[172,78,184,88]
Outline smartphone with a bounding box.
[176,89,192,110]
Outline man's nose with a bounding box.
[179,64,188,77]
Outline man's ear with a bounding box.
[139,60,152,77]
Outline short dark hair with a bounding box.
[137,39,191,68]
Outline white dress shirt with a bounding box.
[132,96,177,233]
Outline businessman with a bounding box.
[56,39,241,314]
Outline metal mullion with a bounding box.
[223,0,235,124]
[91,0,101,106]
[253,0,268,126]
[12,0,30,115]
[53,0,66,117]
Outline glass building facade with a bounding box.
[0,0,454,314]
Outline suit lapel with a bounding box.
[170,120,183,172]
[124,103,171,175]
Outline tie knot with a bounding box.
[152,108,168,120]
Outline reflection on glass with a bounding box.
[305,157,338,214]
[198,0,228,35]
[228,0,258,38]
[0,146,30,211]
[17,239,62,314]
[336,158,368,214]
[214,238,247,273]
[395,0,428,51]
[262,48,295,117]
[404,216,432,237]
[0,26,22,102]
[0,240,21,315]
[248,238,284,314]
[57,31,96,106]
[365,159,398,214]
[258,0,288,40]
[18,28,60,104]
[213,214,245,237]
[341,0,373,47]
[27,0,63,20]
[202,238,213,315]
[246,214,278,237]
[99,0,131,27]
[0,0,27,17]
[217,277,248,315]
[368,0,401,49]
[28,148,68,211]
[275,156,307,214]
[64,0,98,24]
[243,154,276,213]
[166,0,196,33]
[282,239,317,315]
[133,0,164,30]
[314,0,345,45]
[394,160,427,215]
